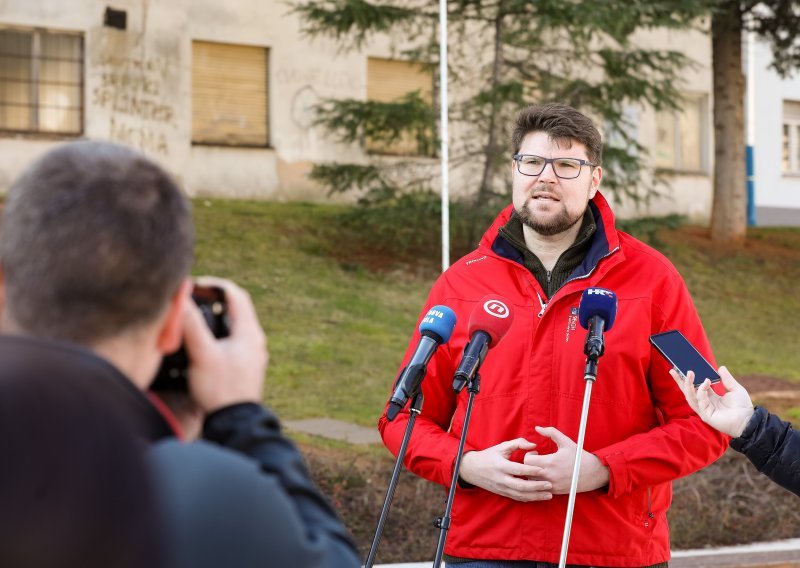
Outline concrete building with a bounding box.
[0,0,365,201]
[0,1,793,226]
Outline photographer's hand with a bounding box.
[183,277,268,413]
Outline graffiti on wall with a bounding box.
[93,54,176,157]
[274,67,357,92]
[109,117,170,155]
[275,66,358,129]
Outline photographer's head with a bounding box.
[0,141,194,386]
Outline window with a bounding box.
[654,93,708,172]
[192,41,268,147]
[0,27,83,135]
[366,57,432,156]
[782,100,800,174]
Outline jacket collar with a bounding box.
[0,334,177,442]
[483,191,620,282]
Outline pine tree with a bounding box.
[293,0,710,248]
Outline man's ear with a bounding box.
[589,165,603,199]
[156,278,193,355]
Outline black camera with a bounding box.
[150,285,230,391]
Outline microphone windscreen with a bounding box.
[578,288,617,331]
[467,295,515,345]
[419,305,457,343]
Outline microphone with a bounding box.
[578,287,617,361]
[452,296,515,392]
[386,305,457,421]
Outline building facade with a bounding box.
[749,35,800,226]
[2,1,788,226]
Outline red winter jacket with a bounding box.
[378,193,728,566]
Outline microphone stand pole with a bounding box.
[432,373,481,567]
[558,323,605,568]
[365,392,424,568]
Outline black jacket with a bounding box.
[730,406,800,496]
[0,336,361,568]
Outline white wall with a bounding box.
[750,38,800,224]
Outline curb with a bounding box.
[371,538,800,568]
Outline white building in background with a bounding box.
[748,35,800,226]
[0,0,796,225]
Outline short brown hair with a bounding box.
[0,141,194,344]
[511,103,602,165]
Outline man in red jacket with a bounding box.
[379,103,728,567]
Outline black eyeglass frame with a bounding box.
[512,153,597,179]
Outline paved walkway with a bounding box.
[284,417,381,445]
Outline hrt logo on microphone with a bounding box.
[483,299,510,318]
[587,288,614,298]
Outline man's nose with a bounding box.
[538,161,559,182]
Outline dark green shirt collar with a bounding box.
[497,209,596,298]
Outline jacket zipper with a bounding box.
[535,246,620,318]
[536,290,547,318]
[644,487,654,527]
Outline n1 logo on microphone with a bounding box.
[483,299,510,318]
[587,288,614,298]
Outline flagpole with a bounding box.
[439,0,450,271]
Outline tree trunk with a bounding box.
[710,4,747,244]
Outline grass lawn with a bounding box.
[192,199,431,427]
[658,226,800,380]
[192,198,800,430]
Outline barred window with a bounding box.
[0,27,83,135]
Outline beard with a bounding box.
[516,200,585,236]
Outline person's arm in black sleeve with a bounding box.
[672,366,800,497]
[203,403,358,556]
[203,402,360,563]
[180,278,361,566]
[730,406,800,497]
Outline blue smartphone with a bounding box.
[649,330,720,387]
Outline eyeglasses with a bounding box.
[513,154,597,179]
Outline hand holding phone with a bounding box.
[649,330,720,387]
[670,366,755,437]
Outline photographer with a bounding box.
[0,141,360,568]
[672,367,800,496]
[0,350,166,568]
